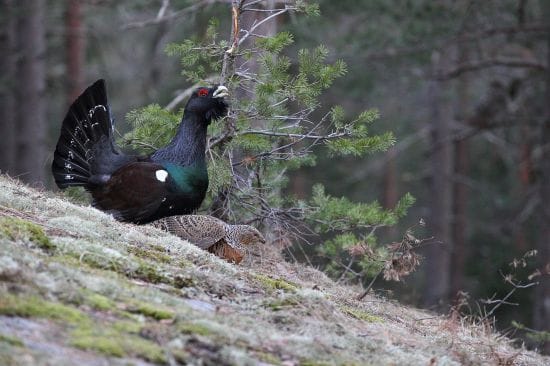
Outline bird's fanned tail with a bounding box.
[51,79,113,188]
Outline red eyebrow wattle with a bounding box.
[198,88,209,96]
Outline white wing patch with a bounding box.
[155,169,169,182]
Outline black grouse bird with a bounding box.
[52,79,229,224]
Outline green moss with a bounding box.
[340,306,383,323]
[60,186,91,205]
[179,322,213,337]
[66,249,170,285]
[0,216,54,251]
[0,333,24,347]
[132,261,168,284]
[301,359,360,366]
[50,254,82,267]
[265,297,300,311]
[172,349,191,364]
[254,274,299,292]
[76,251,120,272]
[177,258,194,267]
[128,245,171,264]
[0,293,163,363]
[300,361,329,366]
[127,302,174,320]
[256,351,282,365]
[71,325,166,363]
[71,332,126,357]
[62,248,170,287]
[0,294,89,325]
[111,320,142,334]
[173,274,195,288]
[128,336,167,364]
[86,293,114,311]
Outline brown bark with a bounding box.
[290,171,308,199]
[422,51,453,310]
[66,0,85,105]
[451,137,468,297]
[0,0,16,175]
[534,3,550,354]
[514,119,531,252]
[14,0,47,186]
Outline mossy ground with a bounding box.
[0,334,24,347]
[0,175,547,366]
[253,273,300,292]
[71,326,166,363]
[339,305,384,323]
[0,216,54,251]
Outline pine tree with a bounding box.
[122,0,415,287]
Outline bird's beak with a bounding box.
[259,237,266,244]
[213,85,229,98]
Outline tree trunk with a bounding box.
[451,137,468,298]
[66,0,85,105]
[422,51,453,310]
[450,44,470,299]
[210,0,278,220]
[15,0,47,186]
[0,0,17,175]
[533,2,550,354]
[513,120,531,252]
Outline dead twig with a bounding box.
[357,220,436,301]
[122,0,214,30]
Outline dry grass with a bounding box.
[0,174,547,365]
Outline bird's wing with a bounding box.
[91,161,172,223]
[153,215,226,249]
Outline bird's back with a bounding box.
[151,215,226,249]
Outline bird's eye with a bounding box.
[198,88,209,97]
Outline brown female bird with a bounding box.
[151,215,265,264]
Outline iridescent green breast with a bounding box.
[163,162,208,194]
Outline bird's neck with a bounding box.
[152,113,207,166]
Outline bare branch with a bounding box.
[122,0,214,30]
[157,0,170,19]
[479,270,539,322]
[238,6,290,46]
[437,58,546,80]
[238,129,351,140]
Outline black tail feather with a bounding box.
[52,79,113,189]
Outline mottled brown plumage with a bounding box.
[151,215,265,264]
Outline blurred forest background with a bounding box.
[0,0,548,354]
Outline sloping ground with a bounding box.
[0,175,547,366]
